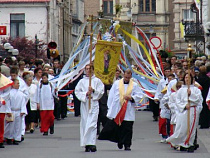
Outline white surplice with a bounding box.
[4,89,27,141]
[8,76,29,135]
[36,83,55,110]
[28,84,38,111]
[106,79,143,121]
[154,78,169,119]
[75,75,104,147]
[0,87,11,113]
[166,85,203,148]
[168,92,179,124]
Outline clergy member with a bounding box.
[75,64,104,152]
[99,69,143,151]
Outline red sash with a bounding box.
[184,107,196,145]
[114,100,128,125]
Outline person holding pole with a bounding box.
[75,64,104,152]
[166,73,203,152]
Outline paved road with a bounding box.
[1,111,210,158]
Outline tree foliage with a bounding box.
[1,37,48,61]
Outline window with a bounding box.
[139,0,156,12]
[183,9,194,21]
[10,14,25,38]
[103,0,113,15]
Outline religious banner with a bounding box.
[94,40,122,85]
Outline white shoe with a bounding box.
[160,139,167,143]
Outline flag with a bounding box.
[180,22,185,38]
[94,40,122,84]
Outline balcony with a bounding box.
[183,21,204,41]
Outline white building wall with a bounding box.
[0,5,48,42]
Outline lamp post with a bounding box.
[3,43,19,57]
[35,34,39,58]
[4,43,11,53]
[186,43,193,145]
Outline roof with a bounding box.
[0,0,50,3]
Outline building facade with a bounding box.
[0,0,73,62]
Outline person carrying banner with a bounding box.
[98,69,143,151]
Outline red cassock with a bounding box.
[40,110,54,133]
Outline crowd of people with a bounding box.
[153,55,210,153]
[0,56,70,148]
[0,54,210,154]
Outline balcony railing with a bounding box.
[183,21,204,41]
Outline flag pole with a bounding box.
[186,44,193,144]
[88,15,94,110]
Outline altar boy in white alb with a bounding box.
[4,79,27,145]
[75,64,104,152]
[36,73,56,136]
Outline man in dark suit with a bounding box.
[53,59,61,76]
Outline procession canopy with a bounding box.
[94,40,123,85]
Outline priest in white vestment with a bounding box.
[166,74,203,152]
[99,69,143,151]
[75,64,104,152]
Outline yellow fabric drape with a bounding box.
[120,28,159,78]
[119,78,133,107]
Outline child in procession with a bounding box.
[4,79,27,145]
[36,73,56,136]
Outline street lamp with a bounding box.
[4,43,11,52]
[12,49,19,56]
[7,46,14,53]
[3,43,19,57]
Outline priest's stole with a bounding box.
[94,40,122,84]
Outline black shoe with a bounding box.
[6,139,12,145]
[85,145,91,152]
[180,146,187,151]
[90,145,97,152]
[194,144,199,150]
[187,146,194,153]
[124,146,131,151]
[200,126,209,129]
[56,118,61,121]
[13,141,19,145]
[43,132,48,136]
[153,116,158,121]
[50,124,54,134]
[21,136,24,142]
[0,143,5,148]
[30,128,34,133]
[117,143,123,149]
